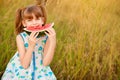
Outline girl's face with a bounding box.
[23,13,44,28]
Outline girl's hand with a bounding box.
[28,32,39,48]
[42,28,56,66]
[45,28,56,44]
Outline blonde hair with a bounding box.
[15,5,47,35]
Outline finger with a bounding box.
[30,32,37,37]
[48,28,55,33]
[46,29,53,34]
[45,30,49,34]
[44,31,56,37]
[44,31,49,36]
[36,38,40,42]
[34,32,39,38]
[46,28,56,35]
[29,37,36,43]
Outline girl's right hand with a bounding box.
[28,32,39,48]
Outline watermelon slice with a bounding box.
[24,22,54,37]
[24,22,54,32]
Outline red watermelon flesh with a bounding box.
[24,23,54,32]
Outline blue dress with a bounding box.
[1,32,56,80]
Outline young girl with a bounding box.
[1,5,56,80]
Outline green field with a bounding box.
[0,0,120,80]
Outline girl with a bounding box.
[1,5,56,80]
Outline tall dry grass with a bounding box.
[0,0,120,80]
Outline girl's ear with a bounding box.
[22,20,26,27]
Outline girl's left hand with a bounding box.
[45,27,56,43]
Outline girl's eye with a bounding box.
[26,19,32,21]
[38,17,44,20]
[37,18,42,20]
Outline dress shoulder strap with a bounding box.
[19,32,28,41]
[19,33,25,42]
[19,32,29,48]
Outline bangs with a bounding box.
[22,6,44,20]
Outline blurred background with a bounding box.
[0,0,120,80]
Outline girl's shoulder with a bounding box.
[16,32,28,42]
[16,32,27,37]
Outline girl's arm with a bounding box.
[16,32,39,69]
[43,28,56,66]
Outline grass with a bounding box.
[0,0,120,80]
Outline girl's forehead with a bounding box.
[23,12,42,20]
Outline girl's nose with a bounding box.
[32,20,37,24]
